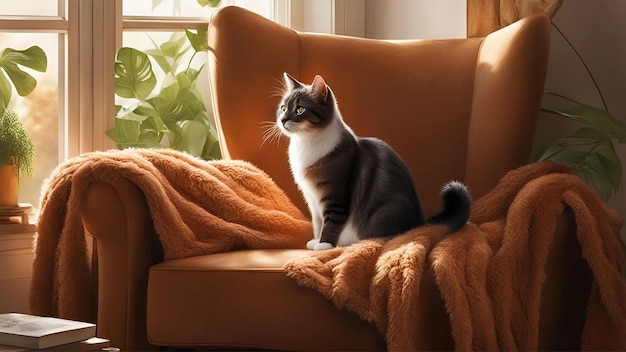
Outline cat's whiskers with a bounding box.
[259,121,284,148]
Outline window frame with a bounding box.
[0,0,364,167]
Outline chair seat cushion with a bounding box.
[146,249,386,351]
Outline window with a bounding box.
[0,4,65,209]
[0,0,278,209]
[0,0,346,209]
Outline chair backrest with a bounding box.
[208,6,550,215]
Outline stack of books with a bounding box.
[0,204,33,226]
[0,313,110,351]
[0,204,36,235]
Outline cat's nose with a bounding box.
[280,117,289,126]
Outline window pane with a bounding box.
[0,1,61,17]
[0,33,60,208]
[123,0,216,17]
[231,0,272,19]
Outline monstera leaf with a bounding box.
[114,47,156,100]
[0,46,48,118]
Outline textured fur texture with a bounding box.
[284,161,625,351]
[30,148,311,321]
[30,151,625,350]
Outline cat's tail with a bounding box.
[427,181,471,232]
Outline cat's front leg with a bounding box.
[305,195,324,250]
[306,215,324,250]
[313,204,349,251]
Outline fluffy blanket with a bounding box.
[284,161,626,351]
[30,149,624,351]
[30,148,311,319]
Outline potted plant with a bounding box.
[107,28,221,160]
[0,45,47,208]
[107,29,220,159]
[107,0,223,160]
[538,23,625,202]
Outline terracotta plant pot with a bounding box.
[0,164,18,209]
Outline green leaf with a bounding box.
[143,48,173,73]
[185,29,209,52]
[0,71,11,118]
[196,0,221,7]
[159,33,189,73]
[595,144,622,192]
[202,120,222,160]
[0,46,47,72]
[176,87,205,117]
[133,103,169,133]
[0,46,48,99]
[174,117,209,157]
[548,128,608,148]
[176,70,193,89]
[1,63,38,97]
[115,47,157,100]
[106,115,164,149]
[542,93,626,143]
[539,127,622,201]
[106,118,141,145]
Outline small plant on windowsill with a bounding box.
[538,23,625,202]
[0,46,47,208]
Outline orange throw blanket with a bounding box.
[30,149,311,319]
[31,149,624,350]
[284,161,625,351]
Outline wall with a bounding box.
[364,0,626,238]
[532,1,626,240]
[365,0,466,39]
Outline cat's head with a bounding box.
[277,73,337,137]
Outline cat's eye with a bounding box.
[296,106,306,115]
[280,105,286,112]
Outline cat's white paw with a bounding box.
[313,242,335,251]
[306,238,320,250]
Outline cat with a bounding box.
[275,73,471,251]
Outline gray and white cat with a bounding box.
[276,73,471,251]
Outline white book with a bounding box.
[0,314,96,350]
[0,337,110,352]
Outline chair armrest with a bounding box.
[82,179,164,351]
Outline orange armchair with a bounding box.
[77,6,591,351]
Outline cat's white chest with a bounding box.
[287,118,343,185]
[287,120,344,236]
[288,140,326,234]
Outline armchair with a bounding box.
[79,6,592,351]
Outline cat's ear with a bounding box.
[311,75,328,102]
[283,72,303,91]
